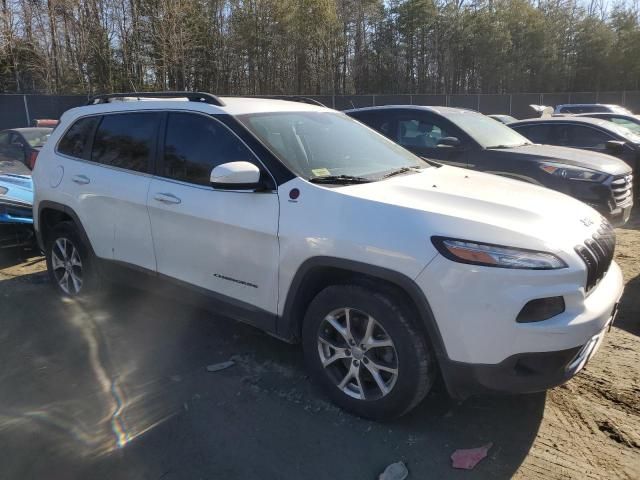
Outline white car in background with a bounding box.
[32,92,624,419]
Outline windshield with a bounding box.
[238,112,427,180]
[20,128,52,147]
[445,111,531,148]
[605,121,640,144]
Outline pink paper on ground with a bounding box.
[451,443,493,470]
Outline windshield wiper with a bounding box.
[381,166,423,179]
[487,143,530,149]
[308,175,372,184]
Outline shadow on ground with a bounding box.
[619,207,640,232]
[0,247,40,270]
[617,272,640,337]
[0,271,545,480]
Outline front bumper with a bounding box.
[440,314,614,398]
[416,255,624,398]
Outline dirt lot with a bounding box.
[0,216,638,479]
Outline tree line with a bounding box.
[1,0,639,96]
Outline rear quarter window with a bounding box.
[58,117,100,159]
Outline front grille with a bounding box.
[610,174,633,207]
[575,221,616,292]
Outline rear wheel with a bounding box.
[302,284,436,420]
[45,222,98,297]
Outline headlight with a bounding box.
[432,237,567,270]
[539,162,607,182]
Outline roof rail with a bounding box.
[87,91,226,107]
[254,95,328,108]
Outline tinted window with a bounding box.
[552,125,612,148]
[351,112,393,138]
[0,132,10,145]
[512,124,551,144]
[58,117,100,159]
[9,133,24,146]
[560,106,608,114]
[398,119,451,147]
[163,113,256,186]
[91,113,159,172]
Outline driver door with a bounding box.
[146,111,280,328]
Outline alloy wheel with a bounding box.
[51,237,83,295]
[317,307,399,400]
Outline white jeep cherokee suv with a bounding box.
[33,92,624,419]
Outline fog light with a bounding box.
[517,297,565,323]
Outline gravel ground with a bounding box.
[0,215,638,479]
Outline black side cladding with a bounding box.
[575,221,616,292]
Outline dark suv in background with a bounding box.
[347,106,633,225]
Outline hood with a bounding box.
[0,174,34,207]
[489,144,630,176]
[339,166,603,253]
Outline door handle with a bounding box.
[153,193,182,205]
[71,174,90,185]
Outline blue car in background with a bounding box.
[0,162,34,248]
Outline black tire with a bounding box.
[302,284,436,420]
[45,221,99,297]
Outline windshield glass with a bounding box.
[445,111,531,148]
[20,128,52,147]
[238,112,427,180]
[606,121,640,143]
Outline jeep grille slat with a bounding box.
[575,222,615,292]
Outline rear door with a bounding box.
[146,111,280,323]
[56,112,160,270]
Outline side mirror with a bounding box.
[210,161,262,190]
[437,136,461,148]
[606,140,626,154]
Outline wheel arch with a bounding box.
[37,201,95,256]
[278,257,448,361]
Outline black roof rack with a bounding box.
[253,95,327,108]
[87,91,226,107]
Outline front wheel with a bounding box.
[302,284,436,420]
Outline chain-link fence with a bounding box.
[2,91,639,130]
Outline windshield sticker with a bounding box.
[311,168,331,177]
